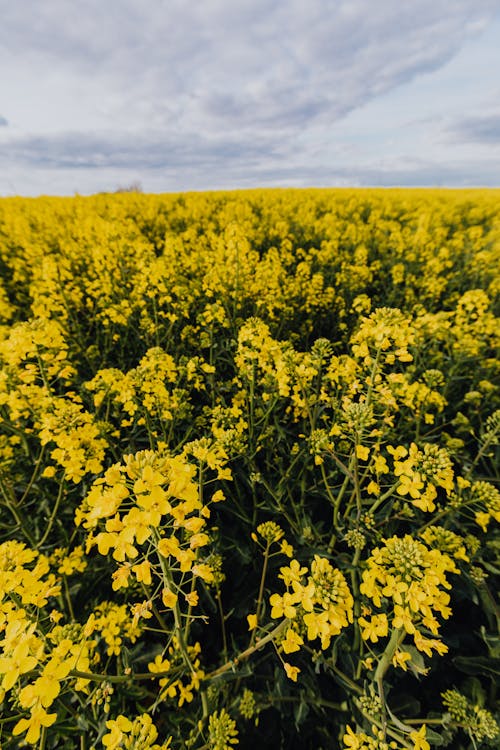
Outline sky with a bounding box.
[1,0,500,196]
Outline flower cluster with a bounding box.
[389,442,454,512]
[0,188,498,748]
[359,535,458,656]
[102,713,172,750]
[270,555,353,666]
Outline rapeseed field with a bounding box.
[0,188,498,749]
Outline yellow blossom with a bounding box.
[162,589,178,608]
[410,724,430,750]
[283,663,300,681]
[281,628,304,654]
[247,613,257,631]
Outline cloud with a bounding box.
[2,127,499,194]
[2,0,498,138]
[0,116,7,127]
[0,130,283,171]
[449,113,500,144]
[1,1,499,193]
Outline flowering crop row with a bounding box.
[0,188,498,749]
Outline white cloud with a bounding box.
[0,0,499,193]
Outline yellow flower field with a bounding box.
[0,188,498,749]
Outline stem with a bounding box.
[466,425,499,478]
[69,668,178,683]
[374,627,405,734]
[205,620,287,681]
[368,481,399,515]
[153,529,195,675]
[374,627,405,683]
[333,469,352,527]
[355,700,413,749]
[350,546,362,653]
[216,590,228,662]
[19,446,47,507]
[39,725,47,750]
[0,478,37,546]
[63,575,75,621]
[250,540,271,648]
[36,472,66,548]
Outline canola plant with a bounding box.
[0,188,498,749]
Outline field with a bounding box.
[0,188,499,749]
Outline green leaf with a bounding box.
[453,656,500,676]
[425,726,447,746]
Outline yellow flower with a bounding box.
[278,559,307,586]
[132,560,152,585]
[410,724,430,750]
[392,649,412,670]
[281,628,304,654]
[247,613,257,631]
[192,563,214,583]
[283,663,300,682]
[269,591,300,619]
[358,613,388,643]
[393,605,415,634]
[373,454,389,474]
[148,654,171,674]
[0,640,39,691]
[12,706,57,744]
[112,564,132,591]
[343,725,362,749]
[189,532,210,549]
[356,445,370,461]
[162,588,178,608]
[185,591,199,607]
[475,511,490,532]
[412,484,437,513]
[397,472,424,499]
[130,600,153,625]
[280,540,294,558]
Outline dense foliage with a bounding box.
[0,188,498,749]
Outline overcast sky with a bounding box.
[1,0,500,196]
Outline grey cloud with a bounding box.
[1,1,500,194]
[219,153,500,188]
[2,0,499,138]
[0,130,283,171]
[2,128,499,194]
[0,116,8,126]
[449,114,500,144]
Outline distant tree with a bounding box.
[114,181,143,193]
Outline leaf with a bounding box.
[425,727,447,746]
[453,656,500,677]
[293,699,309,728]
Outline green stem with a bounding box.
[63,574,75,621]
[38,725,47,750]
[0,478,37,546]
[216,590,228,663]
[250,540,271,648]
[36,472,66,548]
[153,529,195,675]
[374,627,405,683]
[205,620,287,681]
[466,425,499,478]
[374,626,405,734]
[354,699,413,749]
[19,445,46,507]
[369,481,399,515]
